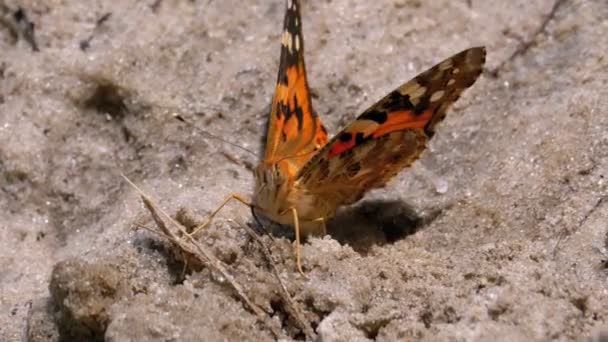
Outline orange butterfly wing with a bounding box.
[264,0,328,170]
[297,47,486,207]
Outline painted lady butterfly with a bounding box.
[193,0,485,274]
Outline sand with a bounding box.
[1,0,607,340]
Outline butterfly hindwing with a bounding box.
[297,47,486,207]
[264,0,328,169]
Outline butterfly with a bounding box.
[192,0,485,274]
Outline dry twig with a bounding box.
[553,196,606,257]
[238,220,315,339]
[490,0,566,76]
[0,4,39,51]
[122,175,281,338]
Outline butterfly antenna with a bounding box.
[173,114,258,157]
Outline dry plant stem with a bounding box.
[135,223,168,239]
[122,176,281,338]
[238,220,315,340]
[23,300,33,341]
[491,0,566,76]
[552,196,606,257]
[0,4,39,51]
[139,196,280,336]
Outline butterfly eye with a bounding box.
[274,166,282,180]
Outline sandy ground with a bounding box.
[1,0,607,340]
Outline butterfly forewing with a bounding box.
[297,47,486,208]
[264,0,328,169]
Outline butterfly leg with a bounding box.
[188,193,251,237]
[290,207,306,276]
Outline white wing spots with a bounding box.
[438,59,453,71]
[281,27,300,53]
[430,90,445,102]
[294,34,300,51]
[282,30,293,52]
[447,78,456,86]
[409,85,427,102]
[398,81,426,100]
[452,67,460,74]
[287,0,292,9]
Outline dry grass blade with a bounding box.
[238,219,315,339]
[121,175,281,338]
[490,0,566,76]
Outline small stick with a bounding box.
[238,219,315,339]
[122,175,281,338]
[0,5,39,51]
[80,12,112,51]
[134,223,165,238]
[553,196,605,257]
[23,300,33,342]
[490,0,566,76]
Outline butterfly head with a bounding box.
[255,162,279,189]
[254,159,297,191]
[252,159,296,220]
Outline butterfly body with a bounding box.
[252,0,486,241]
[254,160,333,236]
